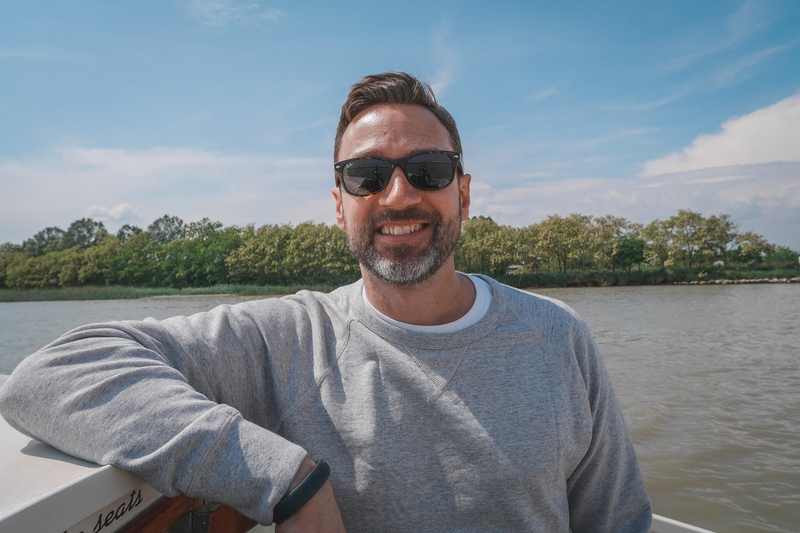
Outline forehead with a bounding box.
[338,104,454,160]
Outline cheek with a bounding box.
[339,198,372,229]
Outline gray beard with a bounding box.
[344,205,461,287]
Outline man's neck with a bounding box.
[361,260,476,326]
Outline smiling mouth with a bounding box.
[378,224,425,236]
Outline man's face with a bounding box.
[333,104,471,287]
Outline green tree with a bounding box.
[536,214,593,273]
[764,245,799,266]
[642,220,670,268]
[282,222,358,284]
[6,250,66,288]
[514,224,541,273]
[455,217,522,276]
[226,224,294,285]
[147,215,185,244]
[732,232,775,264]
[106,231,161,286]
[702,214,739,266]
[664,210,709,268]
[116,224,143,242]
[612,237,646,273]
[590,216,640,271]
[77,234,122,285]
[154,219,243,287]
[226,223,357,286]
[61,218,108,249]
[21,226,65,255]
[0,243,27,288]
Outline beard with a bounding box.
[344,204,462,287]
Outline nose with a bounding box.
[378,165,422,209]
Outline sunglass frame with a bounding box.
[334,150,463,197]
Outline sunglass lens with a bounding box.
[342,160,391,196]
[406,153,455,190]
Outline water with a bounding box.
[533,284,800,533]
[1,285,799,532]
[0,295,268,374]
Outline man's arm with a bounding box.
[565,318,652,533]
[0,302,313,525]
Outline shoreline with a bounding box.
[1,275,799,302]
[673,277,800,285]
[0,283,343,303]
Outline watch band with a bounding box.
[272,460,331,524]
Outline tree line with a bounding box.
[0,210,796,290]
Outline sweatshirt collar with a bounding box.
[347,275,509,350]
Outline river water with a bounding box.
[1,284,798,532]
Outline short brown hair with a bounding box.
[334,72,463,162]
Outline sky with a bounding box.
[2,1,799,248]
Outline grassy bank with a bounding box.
[2,267,797,302]
[0,284,341,302]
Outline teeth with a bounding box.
[380,224,423,235]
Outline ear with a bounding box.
[332,185,346,231]
[458,174,471,221]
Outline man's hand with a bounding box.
[275,457,346,533]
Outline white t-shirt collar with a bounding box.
[362,274,493,334]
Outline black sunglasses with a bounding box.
[334,150,463,197]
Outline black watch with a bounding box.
[272,460,331,524]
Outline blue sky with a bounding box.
[2,1,799,247]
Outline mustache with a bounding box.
[367,207,442,231]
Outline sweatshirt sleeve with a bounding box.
[0,301,310,525]
[565,317,653,533]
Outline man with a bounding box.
[0,72,651,532]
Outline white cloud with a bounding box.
[662,1,776,73]
[712,40,798,89]
[178,0,283,29]
[684,175,752,185]
[0,147,334,244]
[725,0,772,43]
[607,86,695,111]
[4,141,798,250]
[429,16,457,96]
[527,87,558,101]
[85,204,144,230]
[642,94,800,176]
[572,128,660,149]
[466,162,800,248]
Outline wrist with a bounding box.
[273,459,331,524]
[288,457,316,492]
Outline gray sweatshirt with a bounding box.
[0,277,651,532]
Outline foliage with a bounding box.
[663,209,709,268]
[612,237,646,273]
[732,231,775,264]
[592,216,642,271]
[21,226,65,255]
[1,210,795,290]
[702,214,738,267]
[116,224,143,241]
[536,214,592,273]
[455,217,520,276]
[765,245,799,266]
[147,215,185,244]
[62,218,108,249]
[642,220,670,268]
[226,222,358,286]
